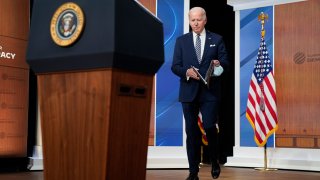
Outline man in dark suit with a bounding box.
[171,7,229,180]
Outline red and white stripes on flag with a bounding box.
[246,37,278,147]
[197,112,219,146]
[197,113,208,145]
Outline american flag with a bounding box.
[197,112,219,146]
[246,37,278,147]
[197,113,208,145]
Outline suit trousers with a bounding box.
[182,97,219,173]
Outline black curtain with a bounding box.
[190,0,235,164]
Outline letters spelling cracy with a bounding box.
[0,45,16,59]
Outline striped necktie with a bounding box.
[195,34,201,63]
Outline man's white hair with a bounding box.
[188,7,207,20]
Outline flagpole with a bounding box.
[263,144,267,169]
[254,12,277,171]
[255,142,277,171]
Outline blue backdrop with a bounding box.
[155,0,184,146]
[239,7,274,147]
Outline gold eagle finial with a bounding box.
[258,12,268,38]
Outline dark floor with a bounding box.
[1,165,320,180]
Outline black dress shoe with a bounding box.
[186,173,199,180]
[211,163,221,179]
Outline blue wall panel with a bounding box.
[155,0,184,146]
[239,7,274,147]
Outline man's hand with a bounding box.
[187,68,200,80]
[212,59,220,66]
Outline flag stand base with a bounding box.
[254,167,278,171]
[254,144,278,171]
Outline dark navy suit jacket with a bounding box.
[171,31,229,103]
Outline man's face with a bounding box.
[189,10,206,34]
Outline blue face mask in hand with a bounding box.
[213,65,223,76]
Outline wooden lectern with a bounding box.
[26,0,163,179]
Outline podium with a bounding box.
[26,0,163,179]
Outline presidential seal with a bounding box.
[50,2,85,46]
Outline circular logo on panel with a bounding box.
[50,2,85,46]
[293,52,306,64]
